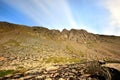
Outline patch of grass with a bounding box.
[68,58,81,63]
[45,57,66,63]
[17,66,24,69]
[2,39,20,47]
[0,70,15,77]
[86,41,93,44]
[0,67,26,77]
[103,57,111,61]
[45,57,80,64]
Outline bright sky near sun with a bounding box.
[0,0,120,36]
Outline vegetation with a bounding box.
[2,39,20,47]
[0,70,15,77]
[17,66,25,70]
[45,57,80,64]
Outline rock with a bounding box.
[19,75,36,80]
[0,61,120,80]
[35,75,45,79]
[59,78,65,80]
[45,78,52,80]
[12,73,24,79]
[46,66,59,71]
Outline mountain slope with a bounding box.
[0,22,120,70]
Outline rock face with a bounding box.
[0,61,120,80]
[61,29,98,43]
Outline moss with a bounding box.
[0,70,15,77]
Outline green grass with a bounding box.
[0,70,15,77]
[0,68,26,77]
[45,57,80,64]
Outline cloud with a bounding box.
[58,0,79,29]
[3,0,79,30]
[35,0,79,29]
[102,0,120,35]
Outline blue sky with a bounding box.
[0,0,120,35]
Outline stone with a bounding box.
[12,73,24,79]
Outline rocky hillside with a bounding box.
[0,22,120,79]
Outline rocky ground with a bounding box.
[0,61,120,80]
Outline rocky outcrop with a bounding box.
[61,29,98,43]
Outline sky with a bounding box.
[0,0,120,36]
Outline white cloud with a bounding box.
[102,0,120,35]
[3,0,79,30]
[59,0,79,29]
[39,0,79,29]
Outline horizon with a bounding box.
[0,0,120,36]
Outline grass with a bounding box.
[0,70,15,77]
[17,66,24,69]
[86,41,93,44]
[45,57,80,64]
[2,39,20,47]
[0,67,26,77]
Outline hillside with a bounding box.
[0,22,120,79]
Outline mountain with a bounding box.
[0,22,120,79]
